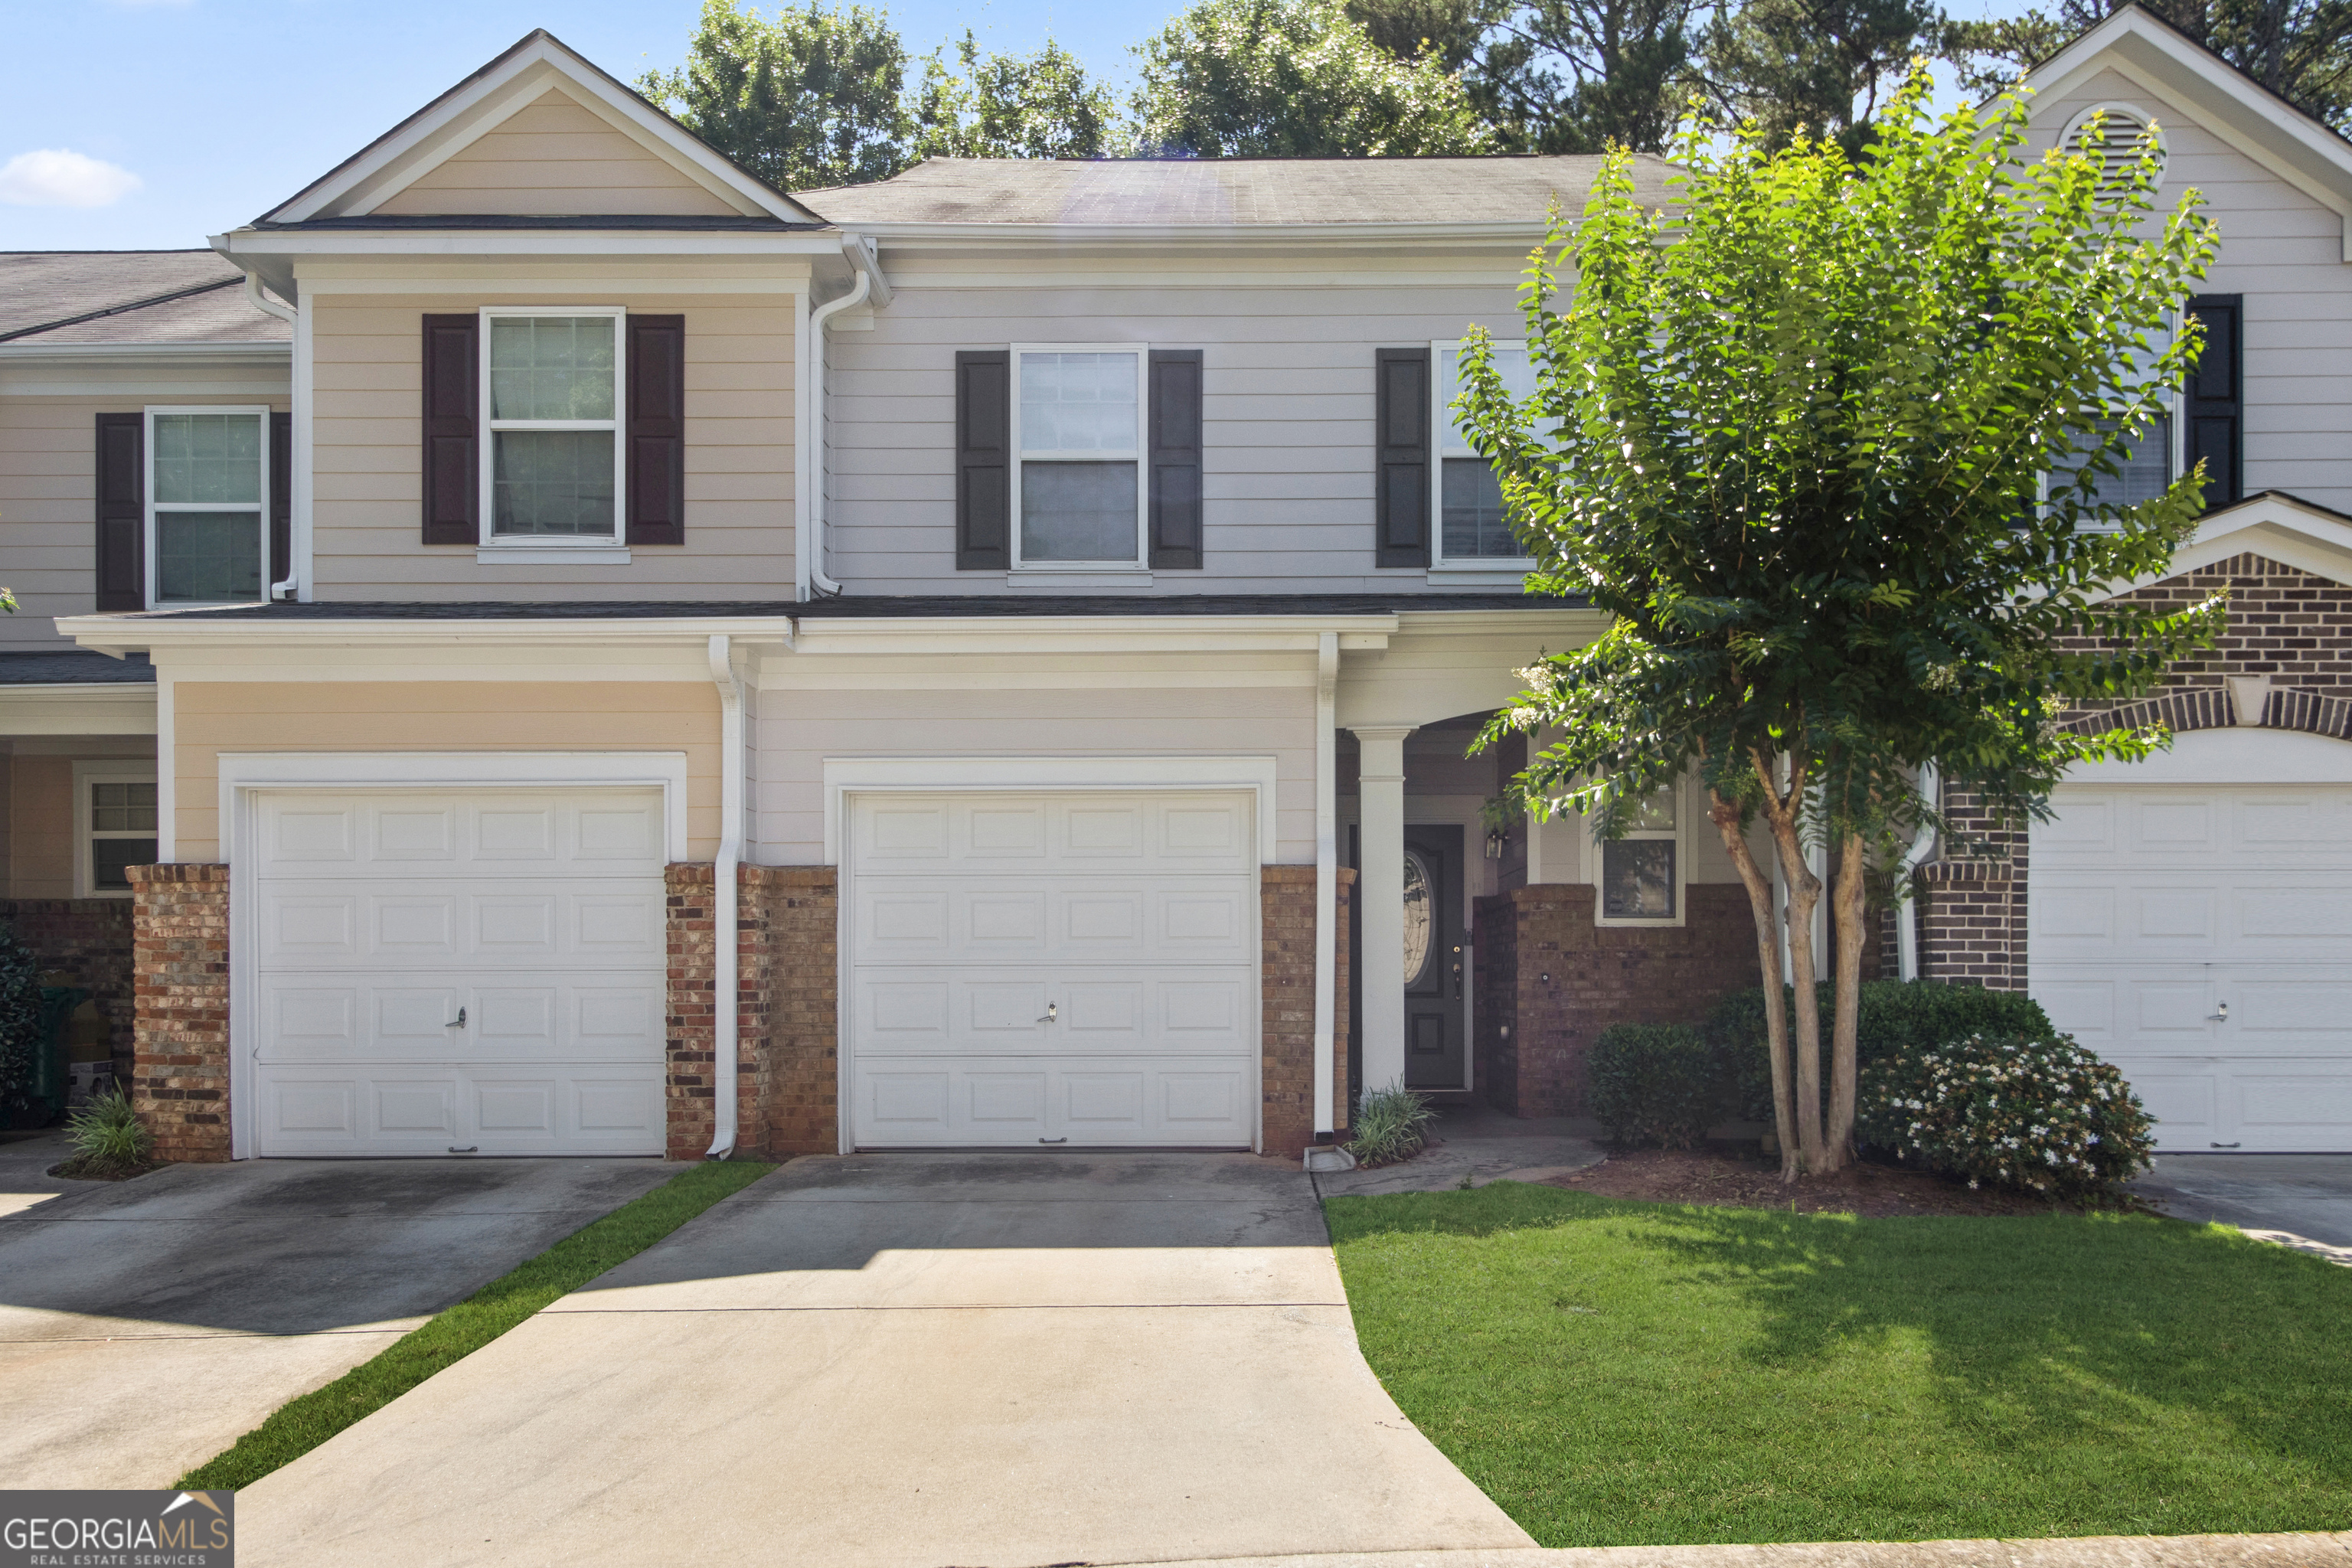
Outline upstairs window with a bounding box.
[2048,316,2179,521]
[1013,345,1146,567]
[147,408,268,606]
[482,309,623,544]
[1434,340,1537,564]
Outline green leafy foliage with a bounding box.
[1711,981,2053,1124]
[58,1086,154,1178]
[910,33,1122,159]
[1134,0,1494,155]
[0,923,43,1117]
[1695,0,1946,152]
[1857,1032,2154,1197]
[1586,1022,1717,1148]
[1347,1082,1439,1165]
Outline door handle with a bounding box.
[2206,1001,2229,1021]
[1037,1002,1058,1023]
[445,1007,466,1029]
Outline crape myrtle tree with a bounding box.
[1457,73,2223,1178]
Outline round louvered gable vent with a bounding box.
[2064,103,2167,195]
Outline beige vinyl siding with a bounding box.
[6,755,71,897]
[309,291,793,600]
[824,271,1524,593]
[754,674,1318,864]
[0,377,289,649]
[169,681,721,861]
[372,90,740,218]
[2036,69,2352,512]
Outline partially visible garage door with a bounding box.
[250,788,668,1156]
[845,790,1259,1148]
[2030,782,2352,1152]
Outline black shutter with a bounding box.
[1148,349,1204,570]
[1374,348,1429,568]
[627,313,687,545]
[270,410,292,594]
[421,314,478,544]
[2184,294,2243,510]
[93,413,143,612]
[956,350,1011,570]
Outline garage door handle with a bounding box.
[1037,1002,1057,1023]
[2210,1142,2241,1149]
[445,1008,466,1028]
[448,1145,479,1154]
[2206,1001,2229,1021]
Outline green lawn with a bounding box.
[1326,1182,2352,1547]
[178,1159,776,1491]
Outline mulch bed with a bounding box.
[1543,1145,2122,1217]
[47,1156,165,1182]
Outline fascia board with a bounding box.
[1391,607,1604,633]
[838,220,1555,247]
[0,342,289,362]
[786,613,1402,657]
[2089,495,2352,600]
[219,230,840,260]
[54,615,800,658]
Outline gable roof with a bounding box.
[0,250,288,347]
[259,29,823,228]
[799,155,1676,229]
[2021,4,2352,258]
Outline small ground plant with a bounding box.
[56,1084,155,1179]
[1856,1032,2153,1199]
[1586,1023,1716,1149]
[1347,1083,1436,1166]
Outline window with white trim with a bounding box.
[1012,344,1147,567]
[74,761,158,899]
[2048,315,2180,520]
[482,307,624,544]
[1434,340,1537,563]
[147,407,268,606]
[1596,784,1680,924]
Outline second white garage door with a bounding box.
[249,787,669,1157]
[2030,779,2352,1152]
[844,790,1259,1148]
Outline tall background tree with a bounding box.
[911,34,1122,159]
[1697,0,1948,150]
[1459,80,2222,1175]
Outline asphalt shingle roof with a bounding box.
[0,651,154,685]
[0,250,289,346]
[798,155,1677,227]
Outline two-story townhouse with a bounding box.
[2,7,2346,1166]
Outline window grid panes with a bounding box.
[148,410,264,606]
[1015,349,1143,566]
[484,312,621,541]
[1436,343,1537,563]
[89,780,158,893]
[2053,416,2173,513]
[1601,786,1677,920]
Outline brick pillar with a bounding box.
[128,864,230,1163]
[668,864,839,1161]
[762,867,838,1156]
[1917,783,2029,993]
[1260,867,1351,1159]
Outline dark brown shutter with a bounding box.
[1374,348,1429,568]
[421,314,478,544]
[2185,294,2242,510]
[270,410,292,594]
[626,313,687,545]
[93,413,143,612]
[956,350,1011,570]
[1148,349,1204,570]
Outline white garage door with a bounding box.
[845,790,1259,1148]
[2030,782,2352,1152]
[250,788,668,1157]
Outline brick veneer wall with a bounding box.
[1259,867,1353,1158]
[0,898,135,1076]
[1473,882,1757,1117]
[763,867,839,1155]
[128,865,230,1162]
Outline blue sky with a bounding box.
[1,0,2035,253]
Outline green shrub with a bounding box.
[1347,1083,1436,1167]
[1856,1031,2154,1198]
[57,1085,154,1178]
[0,923,43,1117]
[1710,980,2054,1124]
[1586,1022,1717,1149]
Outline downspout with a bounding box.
[1895,761,1940,982]
[1313,632,1339,1142]
[242,276,303,601]
[805,235,890,598]
[706,633,745,1159]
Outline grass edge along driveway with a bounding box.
[1326,1181,2352,1548]
[178,1160,777,1491]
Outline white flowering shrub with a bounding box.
[1855,1032,2154,1199]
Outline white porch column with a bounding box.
[1351,724,1415,1099]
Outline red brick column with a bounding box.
[763,867,838,1155]
[1916,783,2029,993]
[128,864,230,1163]
[1259,867,1351,1159]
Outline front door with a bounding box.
[1403,825,1466,1091]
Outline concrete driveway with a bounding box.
[2132,1154,2352,1263]
[0,1136,677,1488]
[239,1152,1534,1568]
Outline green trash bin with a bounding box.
[21,986,90,1127]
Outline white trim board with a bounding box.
[2063,727,2352,786]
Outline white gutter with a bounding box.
[1896,761,1940,982]
[706,633,745,1159]
[241,276,305,602]
[804,235,890,598]
[1313,632,1339,1140]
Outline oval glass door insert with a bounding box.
[1402,849,1434,988]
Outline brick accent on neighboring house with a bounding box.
[0,898,136,1079]
[1260,867,1354,1159]
[128,865,230,1163]
[1473,882,1756,1117]
[763,867,839,1156]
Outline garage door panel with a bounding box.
[257,882,662,966]
[2106,1060,2220,1147]
[2230,1070,2352,1148]
[854,968,1253,1056]
[257,795,664,880]
[851,1057,1253,1147]
[851,792,1254,876]
[851,878,1254,965]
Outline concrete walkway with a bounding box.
[0,1150,677,1488]
[2131,1155,2352,1264]
[1316,1103,1608,1197]
[239,1152,1535,1568]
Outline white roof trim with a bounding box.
[263,31,820,227]
[2021,7,2352,260]
[2095,492,2352,600]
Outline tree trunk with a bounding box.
[1710,790,1798,1180]
[1753,751,1824,1175]
[1823,828,1870,1172]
